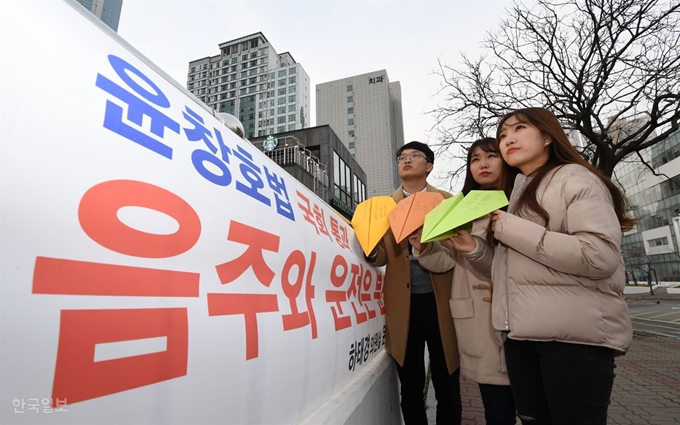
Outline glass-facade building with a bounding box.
[614,130,680,282]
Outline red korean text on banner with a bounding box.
[359,266,376,320]
[281,250,318,338]
[52,309,188,405]
[33,180,201,406]
[373,272,385,316]
[348,264,368,324]
[210,221,280,360]
[79,179,201,258]
[325,255,353,331]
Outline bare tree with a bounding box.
[430,0,680,186]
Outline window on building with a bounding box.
[288,105,296,112]
[288,124,295,131]
[348,107,354,114]
[277,126,286,133]
[349,141,355,149]
[348,118,354,126]
[278,98,286,105]
[278,117,286,124]
[278,107,286,114]
[242,55,248,61]
[289,86,296,93]
[347,95,353,103]
[289,95,296,102]
[278,70,287,77]
[279,79,286,86]
[289,114,296,122]
[647,237,669,247]
[289,67,296,74]
[332,152,354,207]
[278,88,286,96]
[240,71,247,78]
[347,84,353,91]
[240,88,246,95]
[289,76,296,84]
[349,130,355,137]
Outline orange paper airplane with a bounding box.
[388,192,445,243]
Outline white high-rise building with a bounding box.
[316,70,404,197]
[187,32,311,140]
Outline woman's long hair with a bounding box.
[495,107,635,234]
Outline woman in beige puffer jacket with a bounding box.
[448,108,635,425]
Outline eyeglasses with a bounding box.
[396,153,426,163]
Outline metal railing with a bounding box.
[263,136,329,198]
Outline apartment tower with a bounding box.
[187,32,311,140]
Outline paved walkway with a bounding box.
[426,333,680,425]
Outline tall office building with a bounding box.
[317,70,404,197]
[187,32,311,140]
[74,0,123,32]
[612,115,680,282]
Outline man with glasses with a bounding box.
[366,141,461,425]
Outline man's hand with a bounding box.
[408,227,427,252]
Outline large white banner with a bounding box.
[0,2,386,424]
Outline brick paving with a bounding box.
[426,333,680,425]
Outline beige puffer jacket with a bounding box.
[414,217,510,385]
[470,164,633,353]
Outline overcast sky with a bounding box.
[116,0,511,189]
